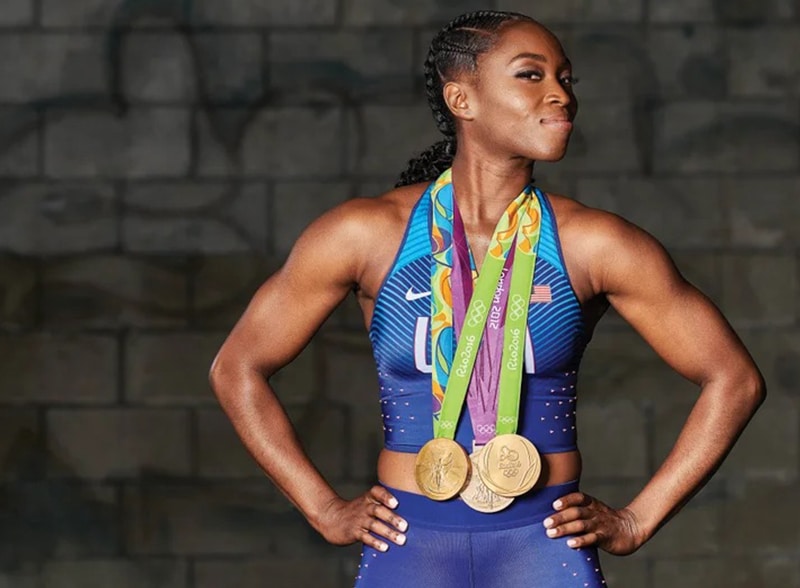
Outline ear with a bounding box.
[442,80,475,122]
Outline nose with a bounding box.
[546,78,576,116]
[546,79,573,107]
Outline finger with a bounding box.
[552,492,591,510]
[566,532,599,549]
[546,518,591,539]
[370,485,399,509]
[370,502,409,533]
[365,516,407,547]
[543,506,586,529]
[359,529,390,553]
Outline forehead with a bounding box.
[480,21,569,68]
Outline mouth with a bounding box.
[540,117,573,130]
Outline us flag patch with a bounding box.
[530,285,552,303]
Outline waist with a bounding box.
[378,447,582,496]
[380,479,580,531]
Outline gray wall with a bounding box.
[0,0,798,586]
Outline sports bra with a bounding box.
[368,182,589,455]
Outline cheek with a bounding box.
[494,88,535,117]
[479,92,536,137]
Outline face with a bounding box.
[448,21,578,162]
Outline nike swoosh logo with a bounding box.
[405,287,431,301]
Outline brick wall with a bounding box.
[0,0,798,586]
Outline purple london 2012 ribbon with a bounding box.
[451,200,516,446]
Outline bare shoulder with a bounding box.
[547,191,653,244]
[293,182,425,250]
[346,182,427,231]
[292,181,429,295]
[543,191,678,296]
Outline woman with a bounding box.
[209,10,765,587]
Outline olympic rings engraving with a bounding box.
[508,294,526,322]
[466,300,488,328]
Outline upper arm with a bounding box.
[211,198,373,380]
[590,212,761,389]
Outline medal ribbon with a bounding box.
[451,203,514,445]
[495,191,541,435]
[430,168,541,440]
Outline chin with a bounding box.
[532,143,570,162]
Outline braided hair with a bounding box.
[396,10,536,187]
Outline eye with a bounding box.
[516,69,544,80]
[560,75,580,87]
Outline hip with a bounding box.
[377,446,582,496]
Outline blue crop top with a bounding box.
[368,183,588,455]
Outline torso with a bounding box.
[351,181,608,494]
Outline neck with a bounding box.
[448,148,534,224]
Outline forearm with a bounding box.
[626,373,765,543]
[210,366,340,532]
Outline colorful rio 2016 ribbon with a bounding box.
[413,167,542,502]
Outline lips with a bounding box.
[540,117,573,130]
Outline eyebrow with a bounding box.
[508,52,547,64]
[508,52,572,69]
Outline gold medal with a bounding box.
[478,434,541,497]
[414,438,471,500]
[459,447,514,513]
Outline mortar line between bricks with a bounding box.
[38,403,47,475]
[119,182,133,255]
[31,0,42,29]
[646,555,654,588]
[14,97,800,108]
[340,105,351,179]
[17,21,800,33]
[33,255,44,328]
[342,404,353,480]
[35,105,45,177]
[189,406,199,477]
[117,329,127,405]
[28,24,359,33]
[265,179,276,256]
[114,480,125,557]
[187,106,200,178]
[644,401,657,478]
[9,170,800,182]
[186,556,195,588]
[261,29,271,104]
[333,0,345,27]
[186,255,198,329]
[797,99,800,170]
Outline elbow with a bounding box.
[208,348,241,405]
[750,370,767,409]
[208,347,271,406]
[739,365,767,414]
[208,351,227,401]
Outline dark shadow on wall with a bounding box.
[0,428,118,569]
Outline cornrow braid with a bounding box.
[396,10,536,188]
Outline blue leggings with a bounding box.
[353,481,607,587]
